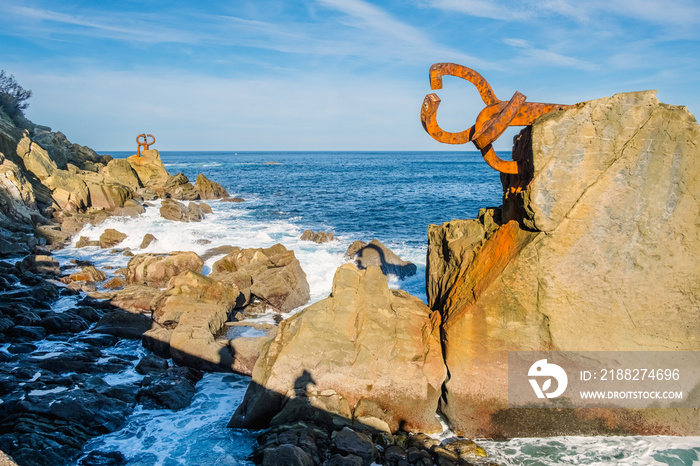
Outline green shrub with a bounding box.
[0,70,32,119]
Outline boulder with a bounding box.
[159,198,205,222]
[150,271,265,373]
[91,309,155,339]
[222,197,245,203]
[348,239,416,279]
[99,229,127,248]
[125,251,204,288]
[0,155,42,231]
[428,91,700,438]
[85,180,133,211]
[16,133,57,179]
[76,236,100,248]
[35,224,71,246]
[103,158,142,191]
[44,169,89,212]
[194,174,229,199]
[229,263,446,433]
[164,173,199,200]
[68,266,107,282]
[17,254,60,277]
[112,199,146,217]
[187,202,205,222]
[151,271,239,327]
[300,230,335,243]
[140,233,157,249]
[211,244,310,313]
[109,284,160,313]
[103,276,125,289]
[126,149,170,190]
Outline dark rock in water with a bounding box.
[325,454,363,466]
[76,333,119,348]
[7,343,37,354]
[262,444,314,466]
[333,427,377,466]
[40,311,91,334]
[6,325,46,341]
[16,254,60,277]
[92,310,154,339]
[349,239,417,279]
[73,306,103,323]
[0,314,14,333]
[221,197,245,202]
[35,347,102,373]
[137,366,202,411]
[11,309,41,326]
[135,354,169,375]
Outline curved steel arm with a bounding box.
[421,63,572,175]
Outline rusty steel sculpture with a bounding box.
[421,63,572,175]
[136,133,156,157]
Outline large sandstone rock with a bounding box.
[427,91,700,438]
[164,173,199,200]
[194,174,228,199]
[0,153,42,231]
[16,133,57,180]
[211,244,310,313]
[99,229,127,248]
[44,169,90,212]
[104,158,142,191]
[125,251,204,287]
[229,263,446,433]
[127,149,170,190]
[151,271,270,373]
[159,199,205,222]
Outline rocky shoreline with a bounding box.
[1,109,492,465]
[2,89,698,465]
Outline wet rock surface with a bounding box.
[249,422,494,466]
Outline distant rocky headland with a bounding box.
[1,89,699,466]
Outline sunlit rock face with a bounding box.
[427,91,700,438]
[229,263,446,434]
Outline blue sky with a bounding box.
[0,0,698,151]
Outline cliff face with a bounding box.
[427,91,700,437]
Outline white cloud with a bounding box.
[504,37,598,70]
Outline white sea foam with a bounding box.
[479,436,700,465]
[81,373,255,466]
[28,386,69,397]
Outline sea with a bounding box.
[45,151,698,465]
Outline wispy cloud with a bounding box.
[504,38,598,70]
[421,0,700,32]
[417,0,531,21]
[3,4,200,44]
